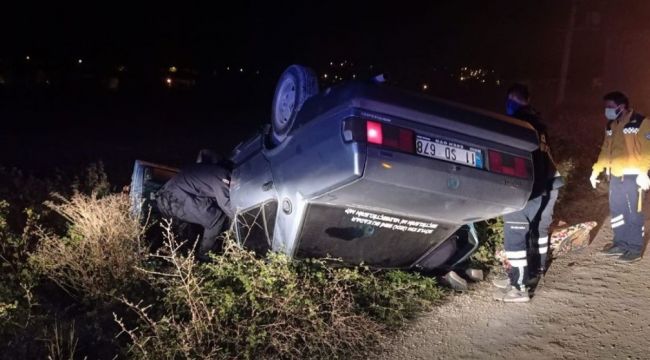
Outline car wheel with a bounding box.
[271,65,318,145]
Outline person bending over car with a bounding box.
[492,83,564,303]
[156,153,234,261]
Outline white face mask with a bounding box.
[605,107,621,120]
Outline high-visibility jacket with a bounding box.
[592,110,650,177]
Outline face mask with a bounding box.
[506,99,521,116]
[605,107,621,120]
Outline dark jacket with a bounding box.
[512,105,563,198]
[158,163,234,219]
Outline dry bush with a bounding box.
[31,193,148,300]
[116,221,429,359]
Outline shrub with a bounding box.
[471,217,505,269]
[72,161,111,197]
[0,200,38,330]
[116,221,441,360]
[31,193,148,300]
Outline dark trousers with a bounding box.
[503,190,558,289]
[156,189,228,256]
[610,175,644,252]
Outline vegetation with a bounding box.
[0,164,442,359]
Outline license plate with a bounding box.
[415,135,483,168]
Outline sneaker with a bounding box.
[617,251,642,263]
[600,245,626,257]
[491,276,510,289]
[494,287,530,303]
[492,286,511,300]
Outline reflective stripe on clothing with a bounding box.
[505,250,527,259]
[509,259,528,267]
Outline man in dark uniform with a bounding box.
[156,155,234,260]
[493,83,564,303]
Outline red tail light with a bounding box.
[367,121,383,145]
[488,150,530,178]
[365,120,414,153]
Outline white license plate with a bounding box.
[415,135,483,168]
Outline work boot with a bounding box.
[617,250,642,263]
[494,286,530,303]
[600,245,626,257]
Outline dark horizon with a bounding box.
[3,0,650,184]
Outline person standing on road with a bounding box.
[493,83,564,303]
[156,154,234,261]
[590,91,650,263]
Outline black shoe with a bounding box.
[617,251,642,263]
[600,245,626,257]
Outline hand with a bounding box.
[637,172,650,191]
[589,171,600,189]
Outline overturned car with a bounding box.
[131,65,538,271]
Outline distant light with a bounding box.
[340,62,344,67]
[323,73,328,79]
[165,77,173,86]
[422,83,429,91]
[239,68,243,72]
[256,70,260,75]
[25,55,30,61]
[169,66,177,73]
[329,61,333,66]
[352,74,357,79]
[117,65,126,72]
[77,58,83,64]
[226,66,230,71]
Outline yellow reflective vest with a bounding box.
[592,110,650,176]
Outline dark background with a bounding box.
[1,1,649,184]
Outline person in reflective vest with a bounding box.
[591,91,650,263]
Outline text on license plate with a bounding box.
[415,135,483,168]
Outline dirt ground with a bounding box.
[381,189,650,360]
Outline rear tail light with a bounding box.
[366,121,383,145]
[344,118,414,153]
[488,150,530,178]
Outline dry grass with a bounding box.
[115,221,388,360]
[31,193,148,299]
[44,321,84,360]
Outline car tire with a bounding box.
[270,65,319,145]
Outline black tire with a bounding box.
[271,65,319,144]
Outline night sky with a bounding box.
[2,1,650,182]
[1,1,572,73]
